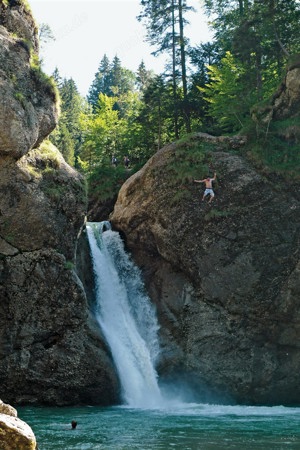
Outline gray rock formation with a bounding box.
[0,0,57,158]
[110,134,300,405]
[0,0,119,405]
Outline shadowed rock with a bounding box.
[110,134,300,405]
[0,0,120,406]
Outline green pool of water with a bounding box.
[19,403,300,449]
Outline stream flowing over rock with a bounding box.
[0,0,119,406]
[110,133,300,405]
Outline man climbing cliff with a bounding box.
[194,172,217,203]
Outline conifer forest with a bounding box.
[48,0,300,201]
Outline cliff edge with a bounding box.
[0,0,119,406]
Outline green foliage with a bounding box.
[156,137,212,188]
[32,141,87,204]
[43,2,300,211]
[87,55,136,111]
[23,141,61,181]
[41,181,67,202]
[240,111,300,177]
[64,261,74,270]
[4,0,31,10]
[199,52,255,132]
[199,0,300,132]
[29,52,59,103]
[79,93,122,171]
[169,188,191,206]
[249,135,300,177]
[38,140,61,169]
[52,122,75,166]
[14,91,26,107]
[136,60,154,92]
[138,0,194,135]
[204,208,231,221]
[138,75,184,153]
[88,165,132,202]
[25,164,40,179]
[79,90,149,175]
[50,75,89,167]
[19,0,31,12]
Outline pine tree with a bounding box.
[52,67,63,89]
[138,0,194,135]
[202,0,300,100]
[50,77,87,167]
[199,51,254,132]
[110,55,136,97]
[87,55,136,111]
[87,54,111,109]
[136,60,153,92]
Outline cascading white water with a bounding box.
[86,221,163,408]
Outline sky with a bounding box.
[30,0,212,97]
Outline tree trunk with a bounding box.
[178,0,191,133]
[171,0,179,139]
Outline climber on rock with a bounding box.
[194,172,217,203]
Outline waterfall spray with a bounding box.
[87,222,163,408]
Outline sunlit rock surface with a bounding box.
[0,399,36,450]
[0,0,57,158]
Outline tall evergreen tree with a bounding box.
[138,75,178,151]
[50,75,87,166]
[178,0,191,132]
[110,55,136,97]
[51,67,63,89]
[202,0,300,98]
[138,0,194,135]
[87,54,111,110]
[87,55,136,111]
[136,60,154,92]
[188,42,221,131]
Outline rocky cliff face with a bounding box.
[110,133,300,405]
[0,0,119,405]
[0,0,56,158]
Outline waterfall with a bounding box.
[86,222,163,408]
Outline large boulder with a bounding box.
[0,399,36,450]
[110,134,300,405]
[0,414,36,450]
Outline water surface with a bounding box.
[19,403,300,449]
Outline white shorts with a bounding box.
[204,188,214,197]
